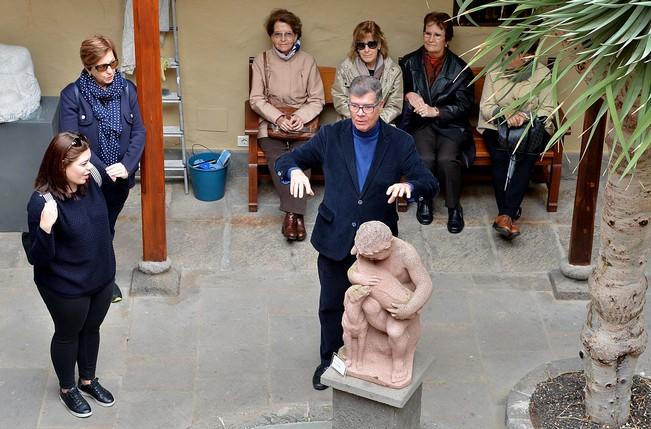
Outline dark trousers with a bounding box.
[412,125,463,208]
[104,181,131,237]
[483,129,540,218]
[317,253,356,366]
[259,137,310,215]
[38,283,113,389]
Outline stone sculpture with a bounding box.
[0,44,41,123]
[341,221,433,388]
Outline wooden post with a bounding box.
[133,0,167,262]
[568,99,607,265]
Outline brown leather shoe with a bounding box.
[296,214,307,241]
[510,222,521,239]
[493,215,513,239]
[282,212,298,240]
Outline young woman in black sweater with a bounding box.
[26,132,126,418]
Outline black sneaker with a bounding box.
[59,387,92,418]
[78,378,115,407]
[111,283,122,303]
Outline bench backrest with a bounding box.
[471,67,485,106]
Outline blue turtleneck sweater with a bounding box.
[352,121,380,192]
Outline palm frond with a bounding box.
[456,0,651,174]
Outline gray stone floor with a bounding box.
[1,161,649,429]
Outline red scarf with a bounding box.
[424,52,444,87]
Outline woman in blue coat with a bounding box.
[58,35,145,303]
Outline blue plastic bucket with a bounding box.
[188,151,229,201]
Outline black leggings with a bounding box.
[38,284,113,389]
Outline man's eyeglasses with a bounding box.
[272,32,295,40]
[349,102,380,114]
[92,59,119,72]
[355,41,378,51]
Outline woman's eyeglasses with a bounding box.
[92,59,119,72]
[272,32,295,40]
[355,41,378,51]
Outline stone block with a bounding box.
[0,368,48,429]
[130,266,180,297]
[549,269,589,300]
[332,385,422,429]
[0,97,58,232]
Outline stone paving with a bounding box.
[1,158,650,429]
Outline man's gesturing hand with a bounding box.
[386,183,412,204]
[290,169,314,198]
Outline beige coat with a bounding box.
[250,49,325,138]
[477,62,555,135]
[331,56,403,124]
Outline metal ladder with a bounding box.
[162,0,188,193]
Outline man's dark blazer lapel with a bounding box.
[339,121,360,193]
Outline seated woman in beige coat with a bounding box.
[250,9,325,241]
[331,21,403,124]
[477,43,555,240]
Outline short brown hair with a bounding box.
[34,132,91,200]
[348,21,389,61]
[80,35,117,69]
[265,9,302,39]
[423,12,453,42]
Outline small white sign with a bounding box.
[331,353,347,376]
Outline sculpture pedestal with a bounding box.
[321,351,433,429]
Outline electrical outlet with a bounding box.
[237,135,249,147]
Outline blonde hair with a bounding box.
[347,21,389,61]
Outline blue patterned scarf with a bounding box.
[274,38,301,61]
[76,70,125,165]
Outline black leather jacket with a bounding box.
[399,47,475,166]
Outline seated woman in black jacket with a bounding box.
[399,12,474,233]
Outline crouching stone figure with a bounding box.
[341,221,432,388]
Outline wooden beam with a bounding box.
[133,0,167,262]
[568,99,607,265]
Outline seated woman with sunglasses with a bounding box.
[58,35,145,303]
[26,133,125,418]
[332,20,403,124]
[250,9,324,241]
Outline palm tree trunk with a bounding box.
[581,147,651,426]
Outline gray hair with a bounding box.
[349,76,382,102]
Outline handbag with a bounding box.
[262,52,319,141]
[497,115,550,190]
[497,115,549,156]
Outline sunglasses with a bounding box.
[355,41,378,51]
[67,134,87,151]
[92,59,119,72]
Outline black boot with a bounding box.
[416,198,433,225]
[447,205,464,234]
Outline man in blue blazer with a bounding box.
[275,76,438,390]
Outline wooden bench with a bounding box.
[244,63,562,213]
[244,58,335,212]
